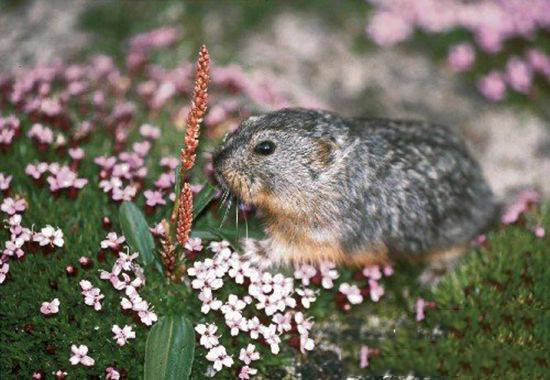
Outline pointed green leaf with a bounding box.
[144,315,195,380]
[119,201,156,267]
[192,184,217,218]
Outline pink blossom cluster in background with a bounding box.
[366,0,550,101]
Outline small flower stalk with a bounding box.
[173,45,210,249]
[162,45,210,281]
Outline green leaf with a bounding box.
[119,201,156,267]
[144,315,195,380]
[192,184,217,218]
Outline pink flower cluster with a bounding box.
[98,233,157,326]
[26,162,88,197]
[1,193,65,284]
[188,240,317,376]
[501,188,540,224]
[366,0,550,101]
[0,115,21,149]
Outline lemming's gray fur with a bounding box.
[213,108,496,263]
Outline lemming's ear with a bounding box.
[314,137,337,167]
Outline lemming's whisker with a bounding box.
[220,195,233,227]
[243,203,249,240]
[235,200,239,238]
[218,189,229,212]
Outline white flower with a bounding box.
[184,237,203,252]
[209,240,230,254]
[319,261,339,289]
[40,298,60,315]
[221,294,246,315]
[112,324,136,346]
[272,312,292,333]
[368,279,384,302]
[206,345,234,372]
[296,287,317,309]
[116,251,138,271]
[69,344,95,366]
[80,280,104,311]
[195,323,220,349]
[0,262,9,284]
[362,265,382,280]
[247,317,261,339]
[198,288,222,314]
[138,309,158,326]
[239,344,260,365]
[339,282,363,305]
[101,232,125,249]
[34,225,64,247]
[294,264,317,286]
[225,311,248,336]
[260,324,281,354]
[238,365,258,379]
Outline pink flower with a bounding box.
[149,222,166,237]
[477,71,506,101]
[534,224,545,238]
[359,345,370,368]
[105,367,121,380]
[69,344,95,366]
[363,265,382,280]
[367,11,412,47]
[40,298,60,315]
[260,324,281,354]
[68,147,85,161]
[101,232,126,250]
[139,124,161,139]
[1,197,27,215]
[294,264,317,286]
[25,162,49,179]
[238,366,258,379]
[138,309,158,326]
[195,323,220,349]
[448,43,476,72]
[272,312,292,334]
[133,141,151,157]
[526,49,550,78]
[4,238,25,258]
[112,324,136,346]
[33,225,64,247]
[144,189,166,207]
[154,172,175,189]
[339,283,363,305]
[296,287,317,309]
[28,124,54,144]
[383,265,394,276]
[415,297,436,322]
[206,345,234,372]
[80,280,104,311]
[506,57,532,94]
[319,261,339,289]
[0,262,9,284]
[0,173,12,191]
[368,279,384,302]
[239,344,260,365]
[184,237,203,252]
[160,156,178,170]
[198,288,223,314]
[501,188,540,224]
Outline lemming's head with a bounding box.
[213,108,346,214]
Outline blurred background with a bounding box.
[1,0,549,198]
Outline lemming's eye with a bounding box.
[254,140,276,155]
